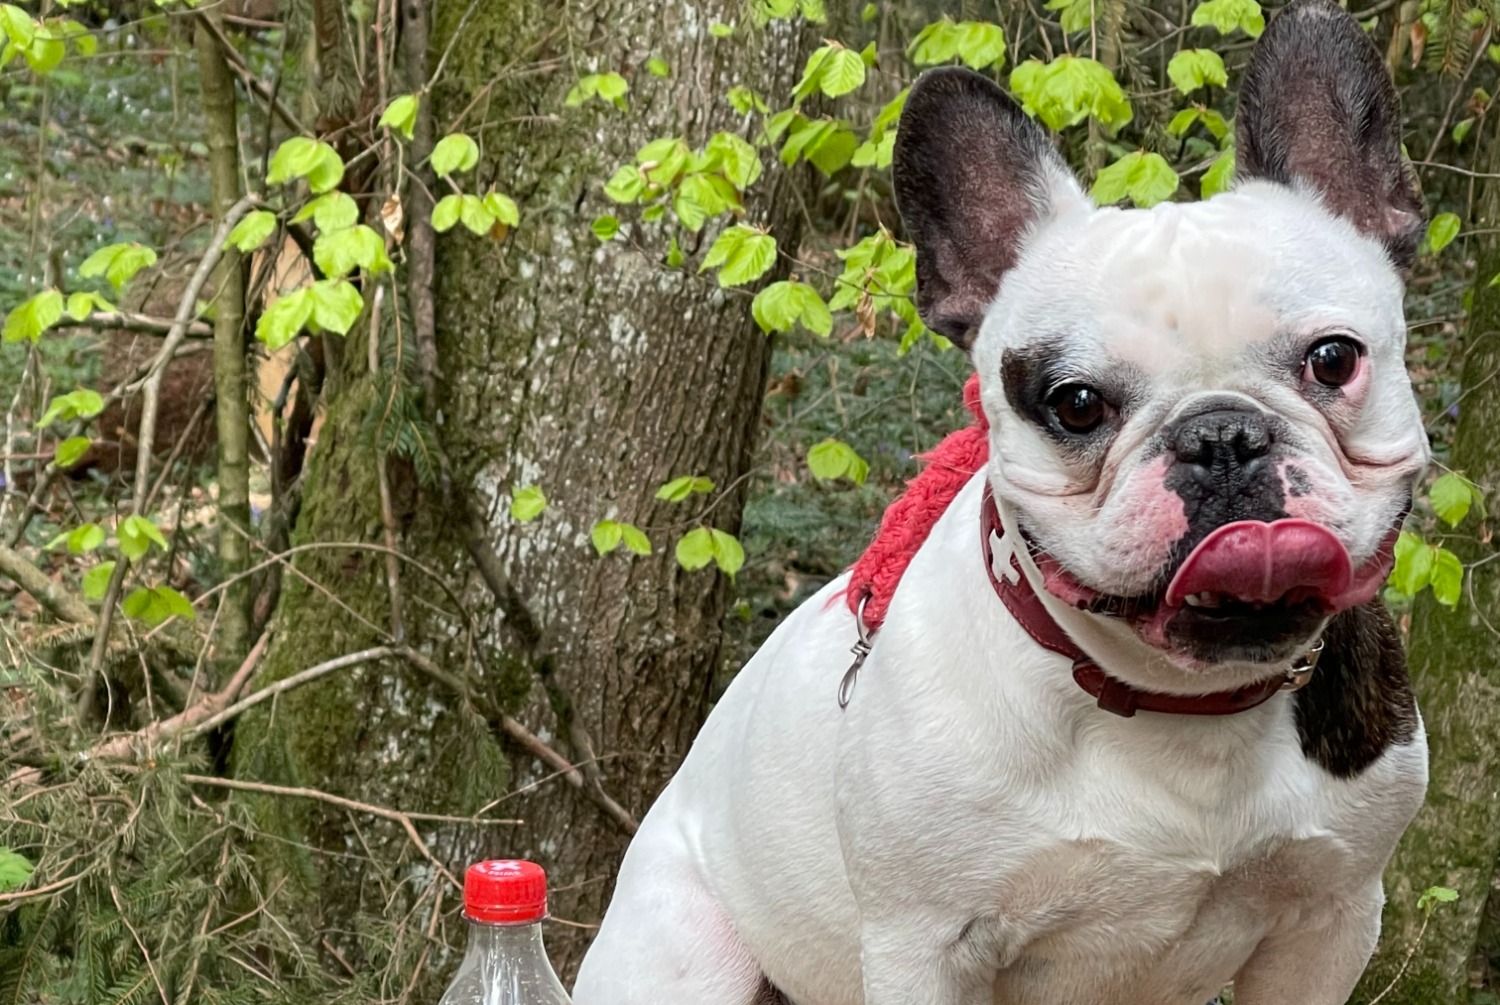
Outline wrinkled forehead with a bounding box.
[975,182,1407,379]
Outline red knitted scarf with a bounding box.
[845,374,989,631]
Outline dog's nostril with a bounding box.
[1172,409,1273,469]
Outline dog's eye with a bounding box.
[1047,384,1110,435]
[1304,337,1363,388]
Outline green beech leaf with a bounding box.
[54,435,91,468]
[727,85,769,115]
[36,388,104,429]
[1430,472,1480,527]
[82,561,115,602]
[656,475,715,501]
[1426,212,1462,255]
[752,281,831,337]
[313,225,392,279]
[225,210,278,252]
[1166,49,1227,94]
[79,242,157,292]
[705,132,763,190]
[431,132,480,176]
[64,290,113,322]
[306,279,364,335]
[820,47,866,97]
[620,524,652,556]
[293,192,359,232]
[1389,530,1435,597]
[1009,56,1132,131]
[1430,547,1464,608]
[647,57,670,77]
[1191,0,1265,37]
[709,529,745,577]
[592,215,621,241]
[432,193,464,232]
[591,519,625,555]
[1200,148,1236,198]
[604,165,647,204]
[700,225,777,287]
[1091,151,1179,208]
[118,514,169,563]
[675,527,715,570]
[511,485,547,522]
[484,192,521,227]
[3,289,64,343]
[807,438,869,484]
[910,19,1006,70]
[66,522,105,554]
[709,21,734,37]
[256,288,313,349]
[267,136,322,184]
[379,93,418,140]
[122,585,196,626]
[1045,0,1094,31]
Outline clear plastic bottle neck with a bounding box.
[439,917,571,1004]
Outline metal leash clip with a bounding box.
[1280,638,1325,692]
[838,594,875,709]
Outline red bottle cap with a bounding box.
[464,860,548,924]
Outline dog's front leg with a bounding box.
[859,918,996,1005]
[1230,881,1383,1005]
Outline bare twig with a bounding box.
[184,645,394,740]
[194,10,306,134]
[51,310,214,338]
[180,774,465,889]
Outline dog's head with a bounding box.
[893,0,1428,675]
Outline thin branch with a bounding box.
[184,645,394,740]
[181,774,465,889]
[396,647,639,835]
[194,10,306,134]
[51,310,214,338]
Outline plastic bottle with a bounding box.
[437,860,573,1005]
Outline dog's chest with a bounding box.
[973,828,1343,1003]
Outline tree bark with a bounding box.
[1354,117,1500,1004]
[235,1,821,984]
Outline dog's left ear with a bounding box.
[893,67,1087,350]
[1236,0,1425,270]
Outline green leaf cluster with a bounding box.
[675,526,745,577]
[1010,56,1132,131]
[1389,530,1464,608]
[909,19,1007,70]
[700,225,778,287]
[1091,151,1180,207]
[807,438,869,484]
[591,520,652,556]
[566,72,630,109]
[752,281,832,337]
[267,136,345,193]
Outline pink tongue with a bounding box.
[1165,519,1352,608]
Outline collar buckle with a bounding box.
[1280,639,1325,692]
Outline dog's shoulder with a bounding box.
[1292,601,1419,778]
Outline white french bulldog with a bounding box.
[573,2,1430,1003]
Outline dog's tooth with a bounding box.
[1185,593,1205,607]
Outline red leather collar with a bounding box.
[980,485,1297,718]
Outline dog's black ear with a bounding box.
[1236,0,1425,270]
[893,67,1086,350]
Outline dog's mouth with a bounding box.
[1030,520,1399,662]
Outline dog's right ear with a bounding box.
[893,67,1087,350]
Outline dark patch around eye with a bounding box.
[1000,338,1146,444]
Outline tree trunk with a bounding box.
[1354,117,1500,1004]
[194,12,253,679]
[234,1,821,985]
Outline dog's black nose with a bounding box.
[1171,408,1273,471]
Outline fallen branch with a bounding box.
[183,645,394,740]
[0,542,95,625]
[83,630,270,763]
